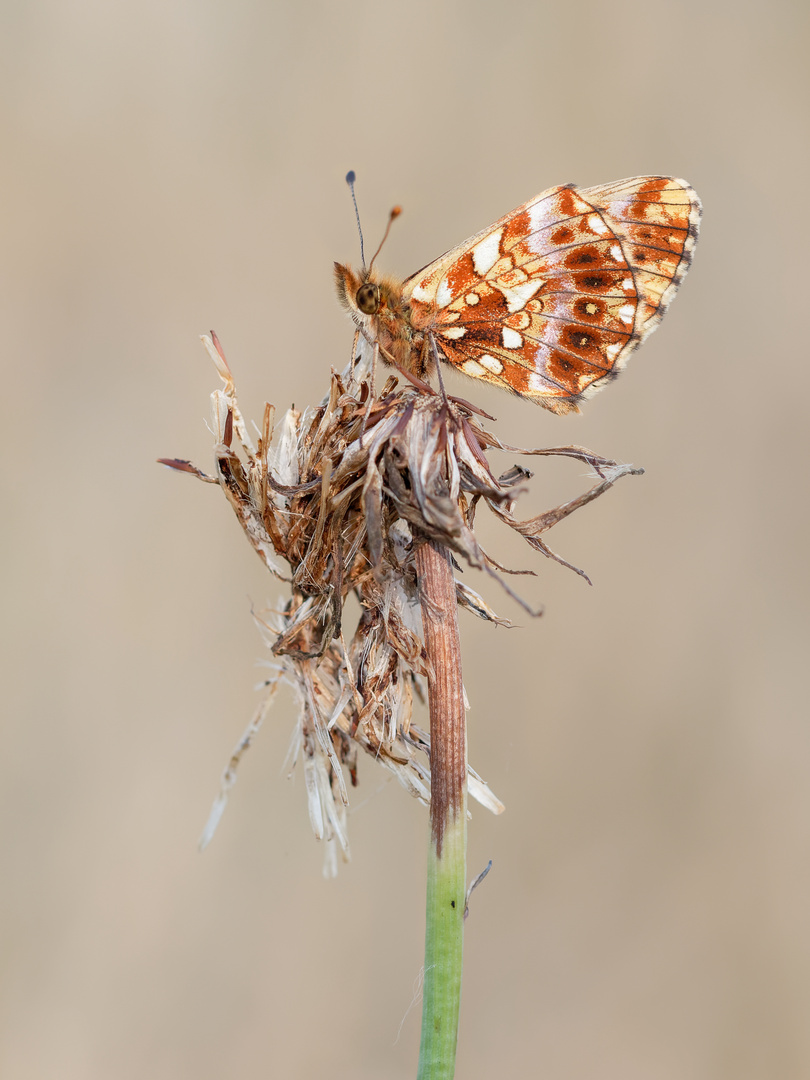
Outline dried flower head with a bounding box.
[161,333,641,874]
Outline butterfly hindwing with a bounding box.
[578,177,701,342]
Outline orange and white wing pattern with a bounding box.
[403,177,701,413]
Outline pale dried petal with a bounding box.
[198,679,281,851]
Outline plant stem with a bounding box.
[415,539,467,1080]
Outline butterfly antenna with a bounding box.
[345,170,366,269]
[367,205,402,274]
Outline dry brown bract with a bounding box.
[161,333,642,874]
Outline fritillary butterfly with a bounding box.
[335,177,701,413]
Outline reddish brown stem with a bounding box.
[415,538,466,855]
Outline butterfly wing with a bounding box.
[578,177,701,343]
[403,177,701,413]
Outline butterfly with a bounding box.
[334,176,701,413]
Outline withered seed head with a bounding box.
[163,332,641,874]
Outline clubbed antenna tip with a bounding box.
[345,170,365,268]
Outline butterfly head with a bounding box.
[335,263,374,320]
[333,263,405,323]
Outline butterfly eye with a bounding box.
[356,282,381,315]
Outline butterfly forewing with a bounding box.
[403,176,700,413]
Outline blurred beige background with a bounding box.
[2,1,808,1077]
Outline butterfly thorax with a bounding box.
[334,263,433,378]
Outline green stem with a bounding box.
[415,539,467,1080]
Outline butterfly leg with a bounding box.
[349,328,362,387]
[370,339,379,399]
[358,341,380,445]
[430,333,450,406]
